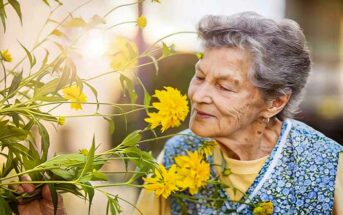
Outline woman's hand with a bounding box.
[14,177,66,215]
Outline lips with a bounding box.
[194,109,215,118]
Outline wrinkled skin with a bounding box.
[188,47,289,160]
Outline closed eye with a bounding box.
[218,84,232,92]
[195,76,205,81]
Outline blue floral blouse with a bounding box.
[162,119,343,214]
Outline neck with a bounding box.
[215,118,282,161]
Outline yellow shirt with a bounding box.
[135,148,343,215]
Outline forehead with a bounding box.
[196,47,251,82]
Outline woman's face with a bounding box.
[188,47,268,138]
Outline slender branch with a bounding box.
[103,0,144,19]
[106,21,136,31]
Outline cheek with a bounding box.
[187,81,196,99]
[217,96,260,123]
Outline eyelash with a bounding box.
[218,85,231,91]
[194,75,234,92]
[195,76,204,81]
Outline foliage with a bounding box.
[0,0,194,214]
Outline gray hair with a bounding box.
[197,12,312,120]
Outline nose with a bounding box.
[191,83,212,104]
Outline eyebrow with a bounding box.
[195,63,240,86]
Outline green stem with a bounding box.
[103,0,144,19]
[106,21,136,31]
[137,133,195,144]
[1,180,76,186]
[142,31,196,55]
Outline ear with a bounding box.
[262,93,291,118]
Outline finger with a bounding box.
[21,175,35,193]
[21,175,32,181]
[41,185,63,204]
[40,200,67,215]
[8,183,25,193]
[41,184,52,202]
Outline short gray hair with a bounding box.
[197,12,311,120]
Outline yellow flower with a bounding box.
[108,36,138,71]
[143,164,179,198]
[1,49,13,62]
[196,52,203,60]
[145,87,189,132]
[253,201,274,215]
[175,151,210,195]
[199,141,217,157]
[57,116,66,125]
[79,148,89,156]
[136,16,147,28]
[151,0,160,3]
[62,85,87,110]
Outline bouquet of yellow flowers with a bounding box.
[0,0,193,214]
[0,1,274,215]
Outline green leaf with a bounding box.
[0,123,28,142]
[119,74,137,104]
[34,78,60,98]
[42,49,50,65]
[107,196,121,215]
[8,0,22,24]
[162,42,171,57]
[81,182,94,215]
[34,95,66,102]
[83,82,99,112]
[7,71,23,99]
[19,42,35,68]
[54,184,83,198]
[144,91,151,111]
[103,116,115,134]
[0,196,12,215]
[54,0,63,5]
[79,173,93,183]
[63,17,87,28]
[68,59,77,84]
[0,0,7,32]
[124,146,155,183]
[23,119,34,130]
[79,137,96,179]
[52,42,66,54]
[24,141,42,180]
[147,54,159,76]
[91,171,108,181]
[125,42,138,60]
[40,153,104,169]
[50,29,65,37]
[56,63,71,90]
[2,152,14,177]
[10,112,20,127]
[88,15,106,28]
[47,183,58,215]
[42,0,50,6]
[120,130,141,147]
[108,199,116,215]
[37,122,50,162]
[50,168,76,180]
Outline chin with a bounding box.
[189,121,215,138]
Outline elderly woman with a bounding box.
[19,12,342,215]
[136,12,343,214]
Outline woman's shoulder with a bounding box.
[162,129,211,165]
[164,129,210,151]
[288,119,343,153]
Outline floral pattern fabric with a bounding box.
[163,119,343,214]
